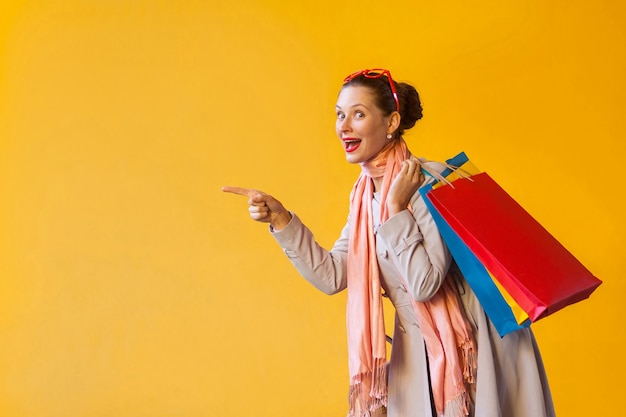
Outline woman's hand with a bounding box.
[386,157,425,216]
[222,186,293,231]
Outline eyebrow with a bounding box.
[335,103,371,110]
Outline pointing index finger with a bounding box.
[221,186,257,197]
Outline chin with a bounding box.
[344,154,361,164]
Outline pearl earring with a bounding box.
[386,134,393,139]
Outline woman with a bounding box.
[223,69,555,417]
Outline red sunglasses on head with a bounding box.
[343,68,400,112]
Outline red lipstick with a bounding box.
[342,138,361,153]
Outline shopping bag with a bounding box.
[421,184,530,336]
[426,167,602,322]
[420,153,530,336]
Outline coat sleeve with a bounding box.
[375,163,452,302]
[270,212,349,295]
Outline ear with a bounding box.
[387,111,401,135]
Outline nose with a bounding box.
[339,117,351,133]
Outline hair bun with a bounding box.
[398,83,423,132]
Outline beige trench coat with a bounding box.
[271,165,556,417]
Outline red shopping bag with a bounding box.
[426,172,602,321]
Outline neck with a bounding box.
[362,138,409,193]
[360,140,396,179]
[372,177,383,192]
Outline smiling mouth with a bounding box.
[343,138,362,153]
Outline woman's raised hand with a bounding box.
[386,157,425,216]
[222,186,292,231]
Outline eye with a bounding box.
[336,111,345,120]
[355,111,365,119]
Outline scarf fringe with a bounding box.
[348,359,387,417]
[441,340,476,417]
[371,358,387,398]
[459,339,478,384]
[442,390,471,417]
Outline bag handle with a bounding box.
[419,158,474,188]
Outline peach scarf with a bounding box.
[346,139,476,417]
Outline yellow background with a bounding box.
[1,1,624,416]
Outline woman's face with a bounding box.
[335,85,393,164]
